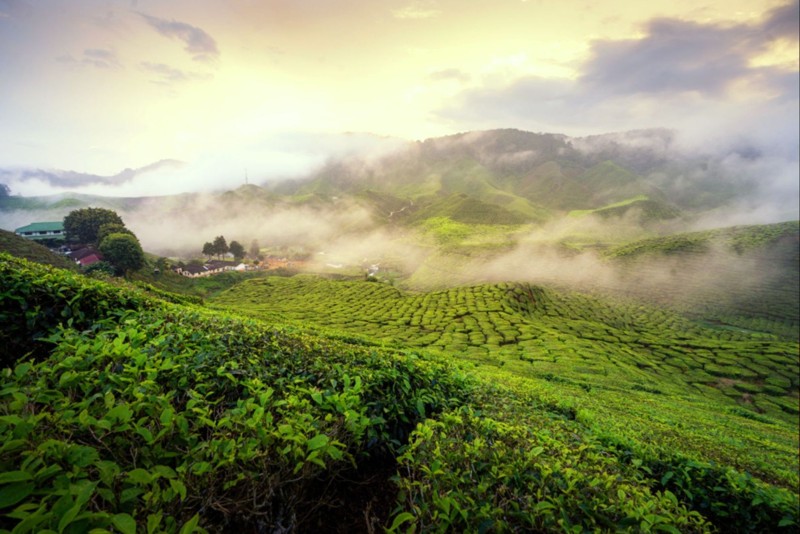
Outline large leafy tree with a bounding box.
[99,233,145,276]
[64,208,124,244]
[202,241,215,259]
[96,223,133,245]
[229,240,245,262]
[212,235,228,259]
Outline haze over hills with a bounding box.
[1,127,796,240]
[1,129,798,531]
[2,128,798,306]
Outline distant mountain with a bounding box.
[269,128,765,226]
[1,127,790,258]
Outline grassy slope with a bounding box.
[208,276,799,477]
[602,221,800,335]
[0,228,76,270]
[1,253,798,532]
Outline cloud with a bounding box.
[1,159,184,190]
[392,1,441,20]
[762,0,800,40]
[437,1,799,139]
[429,68,471,83]
[140,62,212,84]
[56,48,121,70]
[138,13,219,62]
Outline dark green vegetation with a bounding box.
[0,229,77,271]
[1,254,469,532]
[1,128,799,531]
[63,208,125,245]
[3,244,799,531]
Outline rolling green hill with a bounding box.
[0,228,76,270]
[602,221,800,337]
[1,252,798,532]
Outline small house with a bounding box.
[14,221,66,244]
[70,246,103,267]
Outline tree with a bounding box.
[99,233,145,276]
[64,208,124,244]
[96,223,132,245]
[249,239,262,261]
[0,183,9,197]
[202,241,215,259]
[229,240,245,262]
[212,235,228,259]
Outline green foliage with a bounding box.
[1,249,798,532]
[211,236,228,259]
[96,222,133,245]
[0,229,77,271]
[63,207,124,245]
[210,276,800,489]
[99,233,145,276]
[606,221,799,260]
[83,260,117,278]
[229,240,245,261]
[0,254,471,532]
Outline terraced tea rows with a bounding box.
[209,276,799,425]
[2,253,798,532]
[603,221,800,337]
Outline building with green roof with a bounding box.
[14,221,66,243]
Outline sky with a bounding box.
[0,0,797,196]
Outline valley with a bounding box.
[1,128,798,532]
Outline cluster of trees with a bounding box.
[202,236,261,262]
[63,207,144,277]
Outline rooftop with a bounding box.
[15,221,64,234]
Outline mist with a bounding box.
[0,131,409,198]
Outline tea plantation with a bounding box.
[1,252,798,532]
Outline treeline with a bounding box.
[201,235,260,262]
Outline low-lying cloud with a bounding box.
[138,12,219,62]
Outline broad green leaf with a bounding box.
[0,471,32,484]
[152,465,176,479]
[306,434,329,451]
[159,407,174,426]
[112,513,137,534]
[67,446,99,468]
[126,468,153,485]
[106,404,133,424]
[0,482,34,508]
[179,513,200,534]
[169,479,187,501]
[388,512,415,532]
[147,513,163,534]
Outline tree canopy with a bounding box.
[64,208,125,245]
[212,236,229,259]
[99,233,145,276]
[229,240,245,261]
[96,223,133,245]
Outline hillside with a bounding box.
[0,228,76,270]
[2,128,790,262]
[1,252,798,532]
[602,221,800,336]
